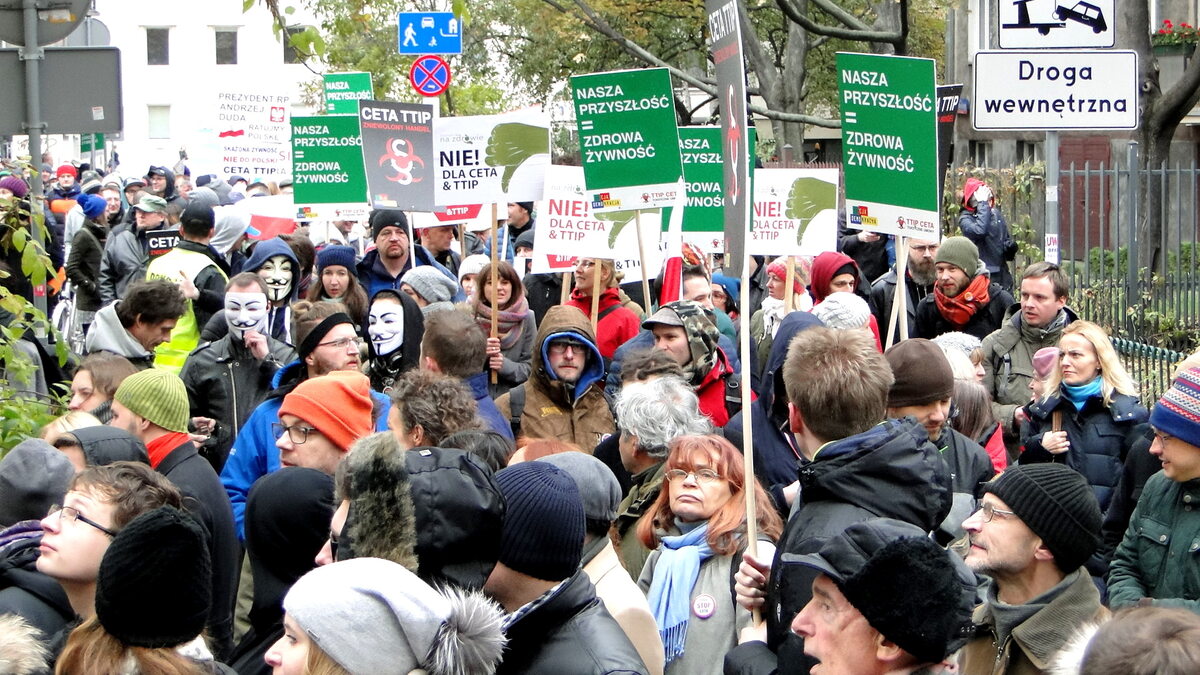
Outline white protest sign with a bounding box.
[196,86,293,179]
[750,168,839,256]
[526,251,658,284]
[535,166,663,264]
[433,110,550,206]
[408,204,498,232]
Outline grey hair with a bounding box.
[615,376,711,458]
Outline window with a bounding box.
[1016,140,1043,164]
[969,140,992,168]
[148,105,170,139]
[215,28,238,65]
[146,27,169,65]
[283,26,307,64]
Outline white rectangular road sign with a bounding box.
[999,0,1114,49]
[972,50,1137,130]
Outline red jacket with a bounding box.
[565,287,641,359]
[694,349,753,427]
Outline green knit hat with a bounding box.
[113,369,190,434]
[935,236,980,277]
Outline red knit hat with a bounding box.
[56,164,77,179]
[279,371,374,451]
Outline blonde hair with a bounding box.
[41,411,103,444]
[55,617,201,675]
[938,345,977,382]
[305,640,350,674]
[1044,320,1138,404]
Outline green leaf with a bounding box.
[243,0,254,11]
[285,6,295,15]
[20,242,35,277]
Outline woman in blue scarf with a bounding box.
[635,434,783,674]
[1020,320,1148,518]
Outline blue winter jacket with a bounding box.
[219,361,392,540]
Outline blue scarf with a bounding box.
[646,521,714,664]
[1062,376,1103,411]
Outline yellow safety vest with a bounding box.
[146,247,227,373]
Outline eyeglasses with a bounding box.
[1153,429,1174,445]
[977,502,1017,523]
[273,422,318,444]
[665,468,723,484]
[548,340,586,355]
[317,336,364,351]
[47,504,116,537]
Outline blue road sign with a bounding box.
[410,55,451,97]
[398,12,462,55]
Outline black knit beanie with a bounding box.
[983,464,1101,573]
[95,506,212,648]
[370,208,409,240]
[494,461,584,582]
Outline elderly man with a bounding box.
[958,464,1106,674]
[790,518,976,675]
[914,236,1013,341]
[612,376,712,577]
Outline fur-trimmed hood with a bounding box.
[0,614,49,674]
[343,432,419,572]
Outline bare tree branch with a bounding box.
[775,0,901,45]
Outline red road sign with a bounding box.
[409,55,451,97]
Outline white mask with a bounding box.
[368,300,405,356]
[258,256,294,303]
[224,291,269,339]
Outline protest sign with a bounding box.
[359,100,436,211]
[750,168,839,256]
[535,166,662,261]
[324,72,373,115]
[839,52,939,238]
[432,109,550,206]
[571,68,683,212]
[291,115,369,218]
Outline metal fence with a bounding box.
[1008,144,1200,406]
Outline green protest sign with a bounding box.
[571,67,683,212]
[663,126,755,254]
[324,72,373,115]
[81,133,104,153]
[838,52,938,239]
[291,115,369,214]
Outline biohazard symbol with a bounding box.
[379,138,425,185]
[725,84,742,206]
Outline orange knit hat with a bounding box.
[279,371,374,451]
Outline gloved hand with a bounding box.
[973,183,993,205]
[785,177,838,244]
[485,123,550,192]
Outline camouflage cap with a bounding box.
[132,194,169,214]
[659,300,720,384]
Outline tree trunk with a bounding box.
[1128,1,1200,274]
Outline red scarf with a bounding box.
[933,275,991,327]
[146,432,192,469]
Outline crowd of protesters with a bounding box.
[2,163,1200,675]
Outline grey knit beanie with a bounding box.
[284,558,506,675]
[401,265,457,304]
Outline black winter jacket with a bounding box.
[725,418,952,675]
[496,569,648,675]
[156,438,240,662]
[913,281,1014,341]
[0,529,74,641]
[66,220,108,312]
[1021,391,1149,514]
[181,332,296,472]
